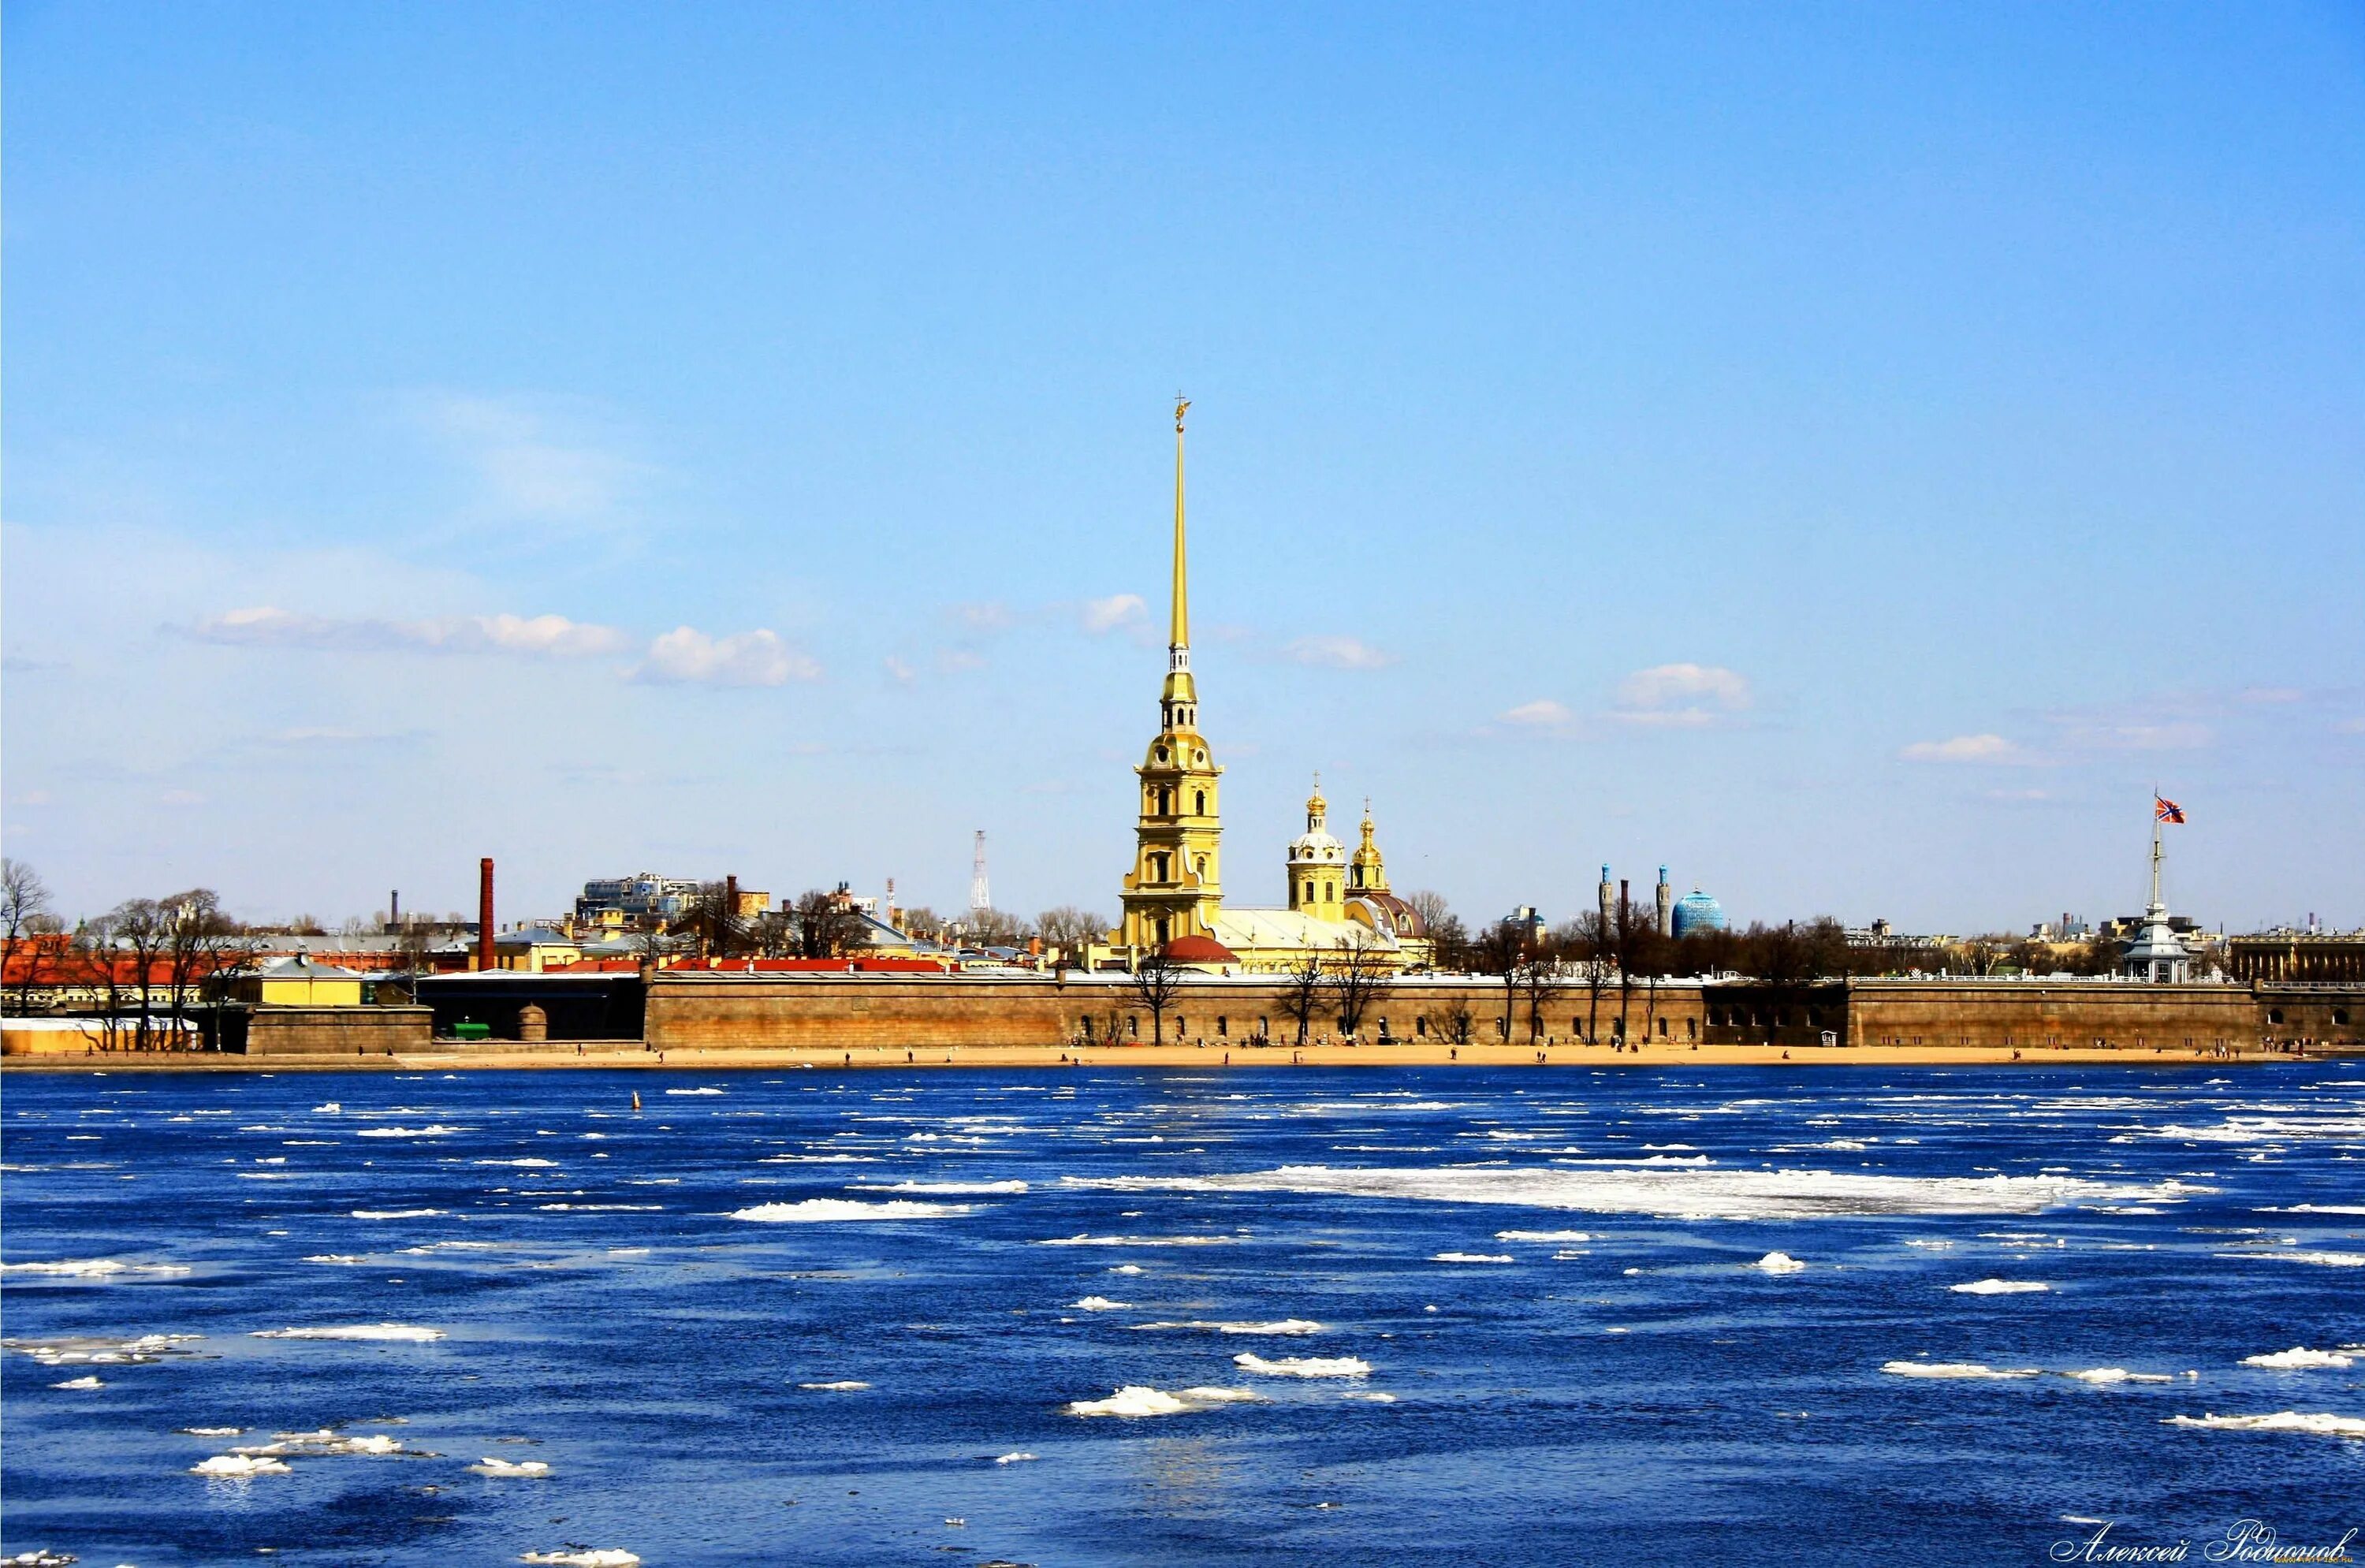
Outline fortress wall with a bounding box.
[642,974,1714,1051]
[244,1006,437,1056]
[1845,983,2258,1052]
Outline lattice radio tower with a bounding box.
[969,830,991,915]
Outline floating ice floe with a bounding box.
[50,1375,103,1389]
[1949,1279,2050,1294]
[303,1254,368,1265]
[1881,1361,2040,1380]
[2241,1347,2356,1369]
[1749,1252,1808,1273]
[192,1454,291,1477]
[2061,1368,2174,1384]
[356,1126,465,1138]
[1342,1391,1399,1402]
[314,1102,341,1113]
[477,1158,560,1168]
[250,1323,445,1342]
[352,1209,444,1220]
[2163,1411,2365,1440]
[471,1457,551,1477]
[1063,1164,2197,1221]
[520,1551,640,1567]
[1064,1385,1262,1417]
[1071,1297,1130,1310]
[994,1451,1037,1464]
[1496,1230,1592,1242]
[729,1199,970,1223]
[5,1332,200,1366]
[665,1087,725,1096]
[1432,1252,1514,1264]
[1132,1319,1324,1336]
[1234,1353,1370,1379]
[2245,1250,2365,1268]
[0,1257,190,1279]
[799,1380,870,1391]
[234,1429,406,1456]
[1037,1233,1237,1247]
[180,1426,244,1437]
[1110,1264,1144,1275]
[862,1179,1030,1194]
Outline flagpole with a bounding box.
[2149,791,2163,914]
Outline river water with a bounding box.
[2,1063,2360,1566]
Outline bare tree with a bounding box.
[1568,914,1614,1042]
[1036,907,1108,973]
[99,899,169,1048]
[962,907,1034,948]
[1276,950,1326,1045]
[1128,951,1189,1044]
[162,889,251,1035]
[1518,937,1568,1044]
[791,889,871,960]
[1470,919,1527,1041]
[2,858,55,1017]
[898,906,947,944]
[1613,902,1665,1043]
[1324,933,1392,1039]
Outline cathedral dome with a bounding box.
[1671,890,1726,938]
[1289,829,1344,863]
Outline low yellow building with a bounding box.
[234,956,368,1007]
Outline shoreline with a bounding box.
[2,1040,2343,1073]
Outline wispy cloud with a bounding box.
[189,606,632,658]
[935,648,989,676]
[1499,698,1576,732]
[1080,594,1148,635]
[426,393,649,524]
[1901,733,2037,765]
[1283,635,1396,671]
[883,655,917,686]
[1610,663,1750,727]
[634,627,818,687]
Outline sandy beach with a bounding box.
[2,1037,2334,1072]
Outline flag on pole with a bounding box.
[2155,795,2186,825]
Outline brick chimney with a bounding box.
[478,858,496,972]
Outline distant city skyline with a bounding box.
[4,4,2359,933]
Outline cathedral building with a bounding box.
[1111,400,1430,974]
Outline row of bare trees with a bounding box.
[2,861,260,1046]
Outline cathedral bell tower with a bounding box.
[1116,398,1224,952]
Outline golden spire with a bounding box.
[1171,395,1190,650]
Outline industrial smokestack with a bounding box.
[390,888,400,930]
[478,858,495,971]
[1620,878,1630,931]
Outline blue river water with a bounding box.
[3,1063,2361,1567]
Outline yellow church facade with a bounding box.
[1110,400,1432,975]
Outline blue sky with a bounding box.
[6,2,2360,934]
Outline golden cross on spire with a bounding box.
[1175,393,1190,432]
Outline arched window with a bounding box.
[1194,790,1205,814]
[1303,880,1314,903]
[1156,915,1170,944]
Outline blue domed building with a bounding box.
[1671,889,1726,939]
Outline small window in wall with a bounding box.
[2336,1009,2351,1026]
[1080,1015,1096,1038]
[1175,1017,1186,1037]
[1258,1015,1269,1034]
[1194,790,1205,814]
[1216,1016,1228,1037]
[1376,1016,1388,1037]
[1657,1017,1669,1037]
[1303,880,1314,903]
[1416,1017,1428,1037]
[2269,1008,2285,1026]
[1128,1015,1139,1037]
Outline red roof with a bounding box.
[1161,935,1238,963]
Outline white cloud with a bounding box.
[634,627,817,687]
[883,655,917,685]
[1612,663,1751,725]
[189,606,631,658]
[1283,635,1396,671]
[1499,699,1574,729]
[1080,594,1148,634]
[1901,733,2032,764]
